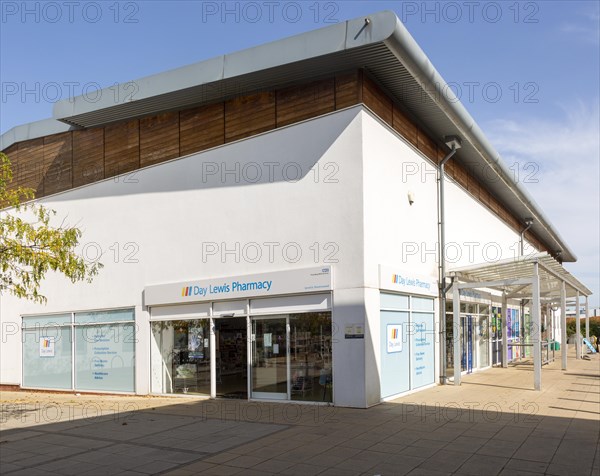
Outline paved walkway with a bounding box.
[1,349,598,475]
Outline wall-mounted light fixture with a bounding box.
[444,135,462,151]
[408,191,415,206]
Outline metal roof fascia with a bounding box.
[52,55,227,121]
[381,17,577,262]
[0,119,74,151]
[51,11,398,123]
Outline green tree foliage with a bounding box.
[0,152,101,303]
[566,316,600,338]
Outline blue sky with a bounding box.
[1,1,599,306]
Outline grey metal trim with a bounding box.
[50,12,397,126]
[1,119,74,150]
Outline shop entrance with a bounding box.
[215,317,247,399]
[446,302,491,377]
[151,309,333,402]
[460,315,490,372]
[251,317,288,399]
[250,312,333,402]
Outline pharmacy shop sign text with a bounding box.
[145,266,332,306]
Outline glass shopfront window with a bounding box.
[74,309,135,392]
[446,302,491,375]
[247,310,334,402]
[150,309,333,403]
[380,293,435,399]
[22,315,73,390]
[250,312,333,403]
[289,312,332,403]
[151,320,211,395]
[75,323,135,392]
[22,309,135,393]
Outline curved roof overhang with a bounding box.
[0,10,577,261]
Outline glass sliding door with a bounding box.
[251,317,288,399]
[215,317,247,399]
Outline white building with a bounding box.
[0,11,592,407]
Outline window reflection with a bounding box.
[289,312,332,402]
[151,320,211,395]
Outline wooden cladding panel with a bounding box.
[105,119,139,178]
[437,147,448,166]
[335,71,362,109]
[505,209,520,232]
[444,159,457,178]
[479,186,491,207]
[488,195,501,217]
[73,128,104,188]
[497,206,507,223]
[140,112,180,167]
[180,103,224,156]
[43,132,72,195]
[417,128,438,162]
[276,78,335,127]
[362,75,393,124]
[525,231,543,251]
[467,172,481,198]
[453,162,469,190]
[392,104,418,147]
[225,91,276,142]
[3,144,19,191]
[18,138,45,195]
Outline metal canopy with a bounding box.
[449,253,592,299]
[449,253,592,391]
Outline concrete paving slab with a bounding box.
[455,454,509,475]
[0,349,598,475]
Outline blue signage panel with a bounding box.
[380,310,410,398]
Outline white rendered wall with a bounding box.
[360,110,536,405]
[0,107,368,406]
[0,106,542,408]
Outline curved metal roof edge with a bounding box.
[50,11,398,122]
[382,16,577,262]
[0,10,577,263]
[0,119,74,151]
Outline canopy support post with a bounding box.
[532,261,542,390]
[502,292,508,368]
[576,291,581,359]
[585,295,590,341]
[561,281,567,370]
